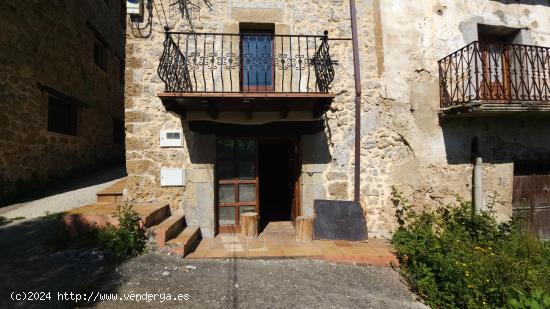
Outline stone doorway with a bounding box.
[215,137,301,234]
[258,139,298,232]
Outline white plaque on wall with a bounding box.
[160,168,185,187]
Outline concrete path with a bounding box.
[91,254,427,308]
[0,165,126,220]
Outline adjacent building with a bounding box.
[0,0,127,204]
[125,0,549,238]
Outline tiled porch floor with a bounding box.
[186,221,398,266]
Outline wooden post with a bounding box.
[240,212,258,239]
[295,216,313,243]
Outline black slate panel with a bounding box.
[313,199,368,241]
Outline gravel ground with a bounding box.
[88,254,427,309]
[0,165,126,220]
[0,164,426,309]
[0,218,426,309]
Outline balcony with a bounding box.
[156,31,338,119]
[438,41,550,117]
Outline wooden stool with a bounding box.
[295,216,313,243]
[240,212,258,239]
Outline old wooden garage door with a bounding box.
[513,162,550,240]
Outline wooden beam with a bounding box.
[164,102,187,118]
[313,103,328,118]
[207,103,218,119]
[295,216,313,243]
[158,92,336,99]
[280,103,289,118]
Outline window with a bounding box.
[240,23,275,92]
[94,40,108,71]
[477,24,519,43]
[48,96,78,136]
[112,117,125,144]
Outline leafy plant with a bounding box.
[46,204,146,259]
[391,187,550,308]
[508,289,550,309]
[97,203,147,259]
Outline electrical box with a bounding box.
[160,168,185,187]
[160,130,183,148]
[127,0,144,16]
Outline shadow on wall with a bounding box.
[490,0,550,6]
[0,216,126,309]
[181,119,332,165]
[440,116,550,165]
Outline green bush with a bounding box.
[508,289,550,309]
[391,188,550,308]
[96,203,147,259]
[46,203,147,259]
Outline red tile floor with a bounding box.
[186,221,398,266]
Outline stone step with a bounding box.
[165,226,201,257]
[97,194,124,203]
[132,203,171,228]
[96,178,127,202]
[152,215,186,247]
[63,202,171,230]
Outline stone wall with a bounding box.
[124,0,550,238]
[371,0,550,235]
[0,0,126,203]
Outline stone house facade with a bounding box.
[0,0,126,203]
[125,0,550,238]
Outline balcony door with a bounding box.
[480,42,511,100]
[240,27,275,92]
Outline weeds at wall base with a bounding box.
[391,187,550,308]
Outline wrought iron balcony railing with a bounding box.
[157,31,336,94]
[438,41,550,109]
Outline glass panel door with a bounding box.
[216,139,258,232]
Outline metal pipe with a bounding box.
[349,0,362,202]
[471,137,483,212]
[473,156,483,212]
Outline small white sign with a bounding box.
[160,168,185,187]
[160,130,183,148]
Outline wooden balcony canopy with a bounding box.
[156,31,341,119]
[158,92,334,119]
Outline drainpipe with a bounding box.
[349,0,362,203]
[472,137,483,212]
[473,156,483,212]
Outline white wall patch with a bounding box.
[160,168,185,187]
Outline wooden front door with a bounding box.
[216,137,301,233]
[216,139,258,233]
[513,162,550,240]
